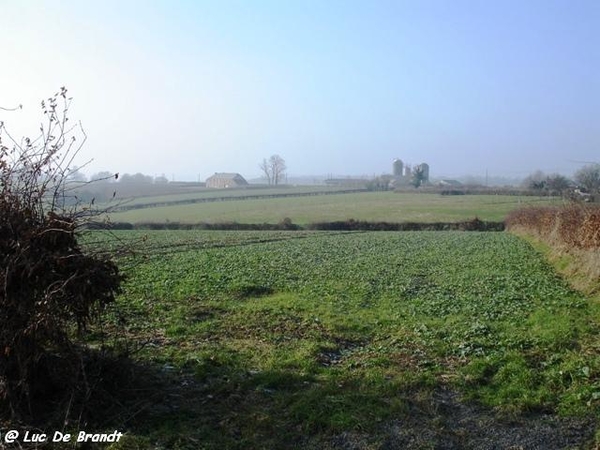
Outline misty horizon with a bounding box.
[2,1,598,182]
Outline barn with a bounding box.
[205,173,249,189]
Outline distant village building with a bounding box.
[438,179,462,187]
[206,173,248,189]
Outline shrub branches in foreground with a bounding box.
[0,89,123,419]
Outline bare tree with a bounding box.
[545,173,570,195]
[259,158,272,185]
[523,170,547,191]
[270,154,286,185]
[574,163,600,194]
[260,154,287,185]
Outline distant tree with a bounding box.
[545,173,570,195]
[271,155,286,185]
[118,173,134,183]
[119,172,153,184]
[154,174,169,184]
[259,159,272,185]
[66,165,87,183]
[367,175,392,191]
[574,163,600,194]
[523,170,547,191]
[411,165,426,188]
[260,154,287,185]
[133,172,153,184]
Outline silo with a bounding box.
[393,159,403,177]
[419,163,430,182]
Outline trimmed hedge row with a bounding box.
[307,218,504,231]
[97,218,505,232]
[506,205,600,248]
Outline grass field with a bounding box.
[95,229,600,449]
[106,192,561,225]
[108,185,360,208]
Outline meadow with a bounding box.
[105,185,358,210]
[106,191,561,225]
[96,228,600,449]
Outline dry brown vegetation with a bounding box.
[0,89,123,423]
[506,204,600,293]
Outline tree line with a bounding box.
[523,164,600,199]
[70,170,170,184]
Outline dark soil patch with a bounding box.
[317,340,365,367]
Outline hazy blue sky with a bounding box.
[1,0,598,181]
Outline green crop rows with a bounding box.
[99,230,600,448]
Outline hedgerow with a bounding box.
[506,205,600,249]
[506,204,600,293]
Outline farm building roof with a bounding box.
[206,172,249,188]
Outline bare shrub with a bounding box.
[0,89,123,419]
[580,208,600,248]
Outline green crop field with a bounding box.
[95,229,600,449]
[106,192,561,225]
